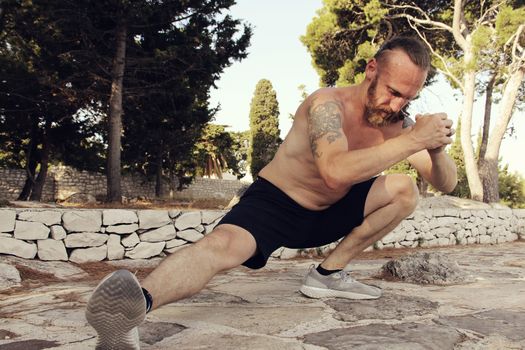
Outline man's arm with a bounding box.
[308,97,429,190]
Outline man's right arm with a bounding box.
[308,97,447,190]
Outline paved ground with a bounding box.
[1,242,525,350]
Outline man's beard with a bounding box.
[364,77,404,127]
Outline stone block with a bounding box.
[121,233,140,247]
[125,242,165,259]
[14,221,50,240]
[459,210,471,219]
[432,227,454,238]
[69,246,107,263]
[139,225,176,242]
[37,239,68,261]
[479,235,491,244]
[433,208,445,217]
[138,210,171,230]
[0,210,16,232]
[102,209,138,226]
[18,210,62,226]
[177,229,204,243]
[174,212,202,231]
[107,234,125,260]
[444,208,459,217]
[63,211,102,232]
[0,237,37,259]
[64,232,108,248]
[50,225,67,240]
[280,248,299,259]
[168,210,181,219]
[105,223,139,234]
[165,238,187,249]
[201,211,225,225]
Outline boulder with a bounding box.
[105,223,139,234]
[0,237,37,259]
[174,212,201,231]
[64,232,108,248]
[201,211,225,225]
[63,211,102,232]
[103,209,138,226]
[107,234,125,260]
[0,210,16,232]
[69,245,107,263]
[125,242,165,259]
[50,225,67,240]
[0,263,21,291]
[138,210,171,230]
[37,239,68,261]
[177,229,204,243]
[14,221,50,240]
[18,210,62,226]
[121,233,140,248]
[139,225,176,242]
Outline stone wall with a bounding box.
[0,166,248,202]
[0,208,523,263]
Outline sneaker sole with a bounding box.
[299,285,381,300]
[86,269,146,350]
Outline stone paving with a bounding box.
[1,241,524,349]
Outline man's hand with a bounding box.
[410,113,454,153]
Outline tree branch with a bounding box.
[452,0,468,50]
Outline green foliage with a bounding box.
[499,164,525,208]
[447,118,470,198]
[248,79,281,178]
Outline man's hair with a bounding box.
[374,36,431,71]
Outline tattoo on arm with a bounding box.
[307,100,343,158]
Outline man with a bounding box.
[86,36,457,349]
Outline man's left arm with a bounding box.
[408,149,457,193]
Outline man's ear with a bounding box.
[365,58,378,81]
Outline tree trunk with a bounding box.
[155,142,163,198]
[106,20,127,203]
[29,121,50,201]
[478,74,495,164]
[478,158,499,203]
[17,121,39,200]
[460,67,484,201]
[483,66,525,203]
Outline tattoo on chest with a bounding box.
[308,101,343,158]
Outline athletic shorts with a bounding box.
[217,176,378,269]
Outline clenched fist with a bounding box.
[410,113,455,152]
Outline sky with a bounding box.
[209,0,525,177]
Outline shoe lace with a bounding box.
[338,270,355,283]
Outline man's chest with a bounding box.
[345,122,402,151]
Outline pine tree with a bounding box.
[248,79,281,178]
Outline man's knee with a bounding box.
[195,225,256,270]
[392,174,419,215]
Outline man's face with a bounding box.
[364,50,427,127]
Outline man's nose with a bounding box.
[390,97,407,113]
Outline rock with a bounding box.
[0,209,16,232]
[139,225,177,242]
[0,255,88,280]
[201,211,225,225]
[14,221,50,240]
[17,210,62,226]
[381,252,473,285]
[138,210,171,230]
[121,233,140,248]
[280,248,299,259]
[0,237,37,259]
[105,223,139,234]
[165,238,187,249]
[102,209,138,226]
[0,263,21,291]
[64,232,108,248]
[168,210,181,219]
[63,192,97,204]
[63,211,102,232]
[174,212,202,231]
[50,225,67,240]
[37,239,68,261]
[107,234,125,260]
[125,242,165,259]
[69,245,107,263]
[177,229,204,243]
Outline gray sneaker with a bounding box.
[300,265,382,300]
[86,270,146,350]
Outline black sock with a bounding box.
[142,287,153,313]
[316,265,342,276]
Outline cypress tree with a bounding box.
[248,79,281,178]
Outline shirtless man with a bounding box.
[86,36,457,349]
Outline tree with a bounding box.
[248,79,281,178]
[499,165,525,208]
[448,117,470,198]
[302,0,525,202]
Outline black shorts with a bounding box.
[217,176,378,269]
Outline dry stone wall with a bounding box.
[0,166,247,202]
[0,207,523,262]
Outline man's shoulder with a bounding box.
[307,87,347,111]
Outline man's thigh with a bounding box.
[363,174,417,217]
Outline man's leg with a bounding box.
[86,224,256,348]
[322,174,419,270]
[300,174,418,299]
